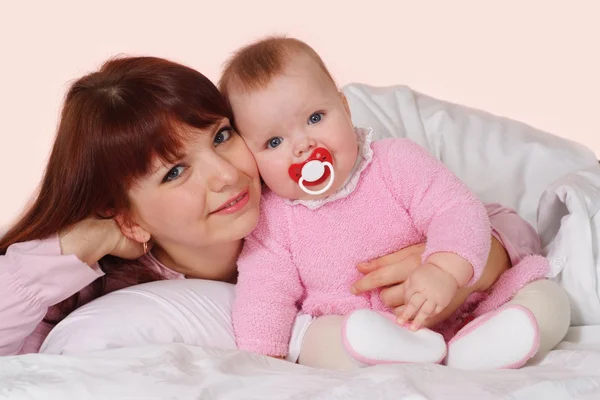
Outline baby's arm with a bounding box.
[232,221,304,358]
[378,139,491,327]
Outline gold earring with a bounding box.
[143,241,148,254]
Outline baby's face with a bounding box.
[228,54,358,201]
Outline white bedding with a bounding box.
[2,327,600,399]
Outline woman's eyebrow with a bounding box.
[150,157,182,177]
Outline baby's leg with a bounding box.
[506,279,570,354]
[297,310,447,371]
[445,278,570,369]
[444,204,568,369]
[297,315,360,370]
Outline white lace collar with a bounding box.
[284,127,374,210]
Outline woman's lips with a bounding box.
[211,190,250,215]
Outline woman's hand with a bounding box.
[59,217,145,266]
[351,243,424,307]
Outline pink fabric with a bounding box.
[434,255,549,341]
[432,205,549,341]
[0,236,181,356]
[233,138,493,356]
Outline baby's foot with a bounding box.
[445,304,540,370]
[342,309,447,365]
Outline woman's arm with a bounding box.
[351,235,510,328]
[0,218,125,355]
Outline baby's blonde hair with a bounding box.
[219,36,337,97]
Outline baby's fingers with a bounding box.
[397,292,426,326]
[409,299,438,330]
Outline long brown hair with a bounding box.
[0,56,233,320]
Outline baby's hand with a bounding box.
[397,263,458,330]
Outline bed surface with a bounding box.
[1,325,599,399]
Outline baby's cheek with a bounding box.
[253,154,295,194]
[255,157,280,180]
[261,169,288,190]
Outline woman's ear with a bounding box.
[340,92,352,118]
[114,214,151,244]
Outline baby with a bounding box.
[221,37,548,369]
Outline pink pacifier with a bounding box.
[288,147,335,196]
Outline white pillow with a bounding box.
[40,279,238,354]
[343,83,598,228]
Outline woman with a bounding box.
[0,56,567,364]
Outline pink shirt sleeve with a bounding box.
[232,199,304,357]
[0,235,104,355]
[377,139,491,285]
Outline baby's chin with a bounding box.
[272,179,344,201]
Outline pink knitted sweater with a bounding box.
[233,138,493,356]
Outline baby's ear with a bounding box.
[114,214,151,244]
[340,92,352,118]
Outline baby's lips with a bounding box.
[288,147,333,184]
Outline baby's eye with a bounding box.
[267,137,283,149]
[308,113,323,125]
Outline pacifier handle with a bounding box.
[298,162,335,196]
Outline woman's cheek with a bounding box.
[236,144,261,179]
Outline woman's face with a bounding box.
[127,118,261,253]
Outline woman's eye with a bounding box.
[163,165,185,182]
[267,137,283,149]
[214,127,233,146]
[308,113,323,125]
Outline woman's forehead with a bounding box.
[148,120,228,171]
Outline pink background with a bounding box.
[1,0,598,228]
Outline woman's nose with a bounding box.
[206,157,240,192]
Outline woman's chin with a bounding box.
[233,208,261,239]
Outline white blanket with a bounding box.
[343,83,598,228]
[537,166,600,326]
[2,328,600,399]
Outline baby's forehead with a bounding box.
[282,53,334,84]
[229,53,332,95]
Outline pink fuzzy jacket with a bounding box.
[233,138,493,356]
